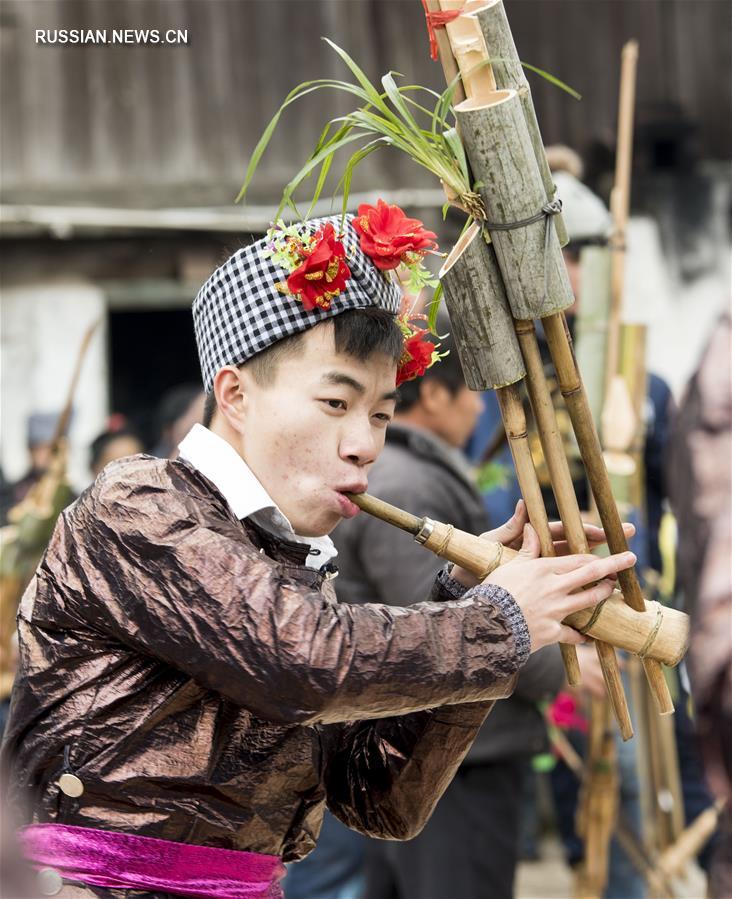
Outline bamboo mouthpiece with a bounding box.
[347,492,506,580]
[347,492,689,669]
[345,492,422,535]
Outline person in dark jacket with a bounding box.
[324,329,565,899]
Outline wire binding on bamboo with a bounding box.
[469,0,569,247]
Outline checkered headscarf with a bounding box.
[193,214,402,393]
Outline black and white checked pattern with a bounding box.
[193,214,402,393]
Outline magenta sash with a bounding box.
[19,823,285,898]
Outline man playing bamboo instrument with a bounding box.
[2,207,637,899]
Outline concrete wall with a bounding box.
[1,280,108,491]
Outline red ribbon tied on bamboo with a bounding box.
[420,1,463,61]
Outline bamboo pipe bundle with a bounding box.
[445,11,669,721]
[439,223,524,391]
[543,313,675,714]
[514,319,632,738]
[468,0,569,247]
[346,492,689,668]
[574,246,613,427]
[657,799,726,882]
[432,12,626,711]
[454,90,574,320]
[427,2,672,718]
[440,227,582,685]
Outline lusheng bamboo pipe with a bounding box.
[495,385,584,690]
[542,312,675,715]
[437,0,497,102]
[577,699,618,897]
[345,492,689,667]
[469,0,569,247]
[550,722,676,898]
[425,0,466,103]
[604,40,638,404]
[657,799,726,881]
[514,318,632,738]
[440,225,581,687]
[426,1,662,722]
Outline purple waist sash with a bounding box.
[19,823,285,898]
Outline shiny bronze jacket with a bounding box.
[2,456,523,863]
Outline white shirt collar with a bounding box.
[177,424,337,570]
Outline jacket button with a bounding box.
[37,867,63,895]
[58,773,84,797]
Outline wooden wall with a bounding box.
[1,0,729,207]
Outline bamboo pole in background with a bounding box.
[604,40,638,403]
[574,247,613,427]
[576,699,618,898]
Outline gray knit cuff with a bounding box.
[467,583,531,667]
[435,564,470,601]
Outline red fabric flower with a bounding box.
[286,223,351,311]
[352,200,437,271]
[396,328,438,386]
[548,692,588,733]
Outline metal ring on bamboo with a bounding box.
[414,518,435,546]
[637,601,664,660]
[576,597,608,635]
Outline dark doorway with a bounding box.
[108,307,201,448]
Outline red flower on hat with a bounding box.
[396,325,440,386]
[352,200,437,272]
[286,223,351,311]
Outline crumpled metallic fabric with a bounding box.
[2,455,519,873]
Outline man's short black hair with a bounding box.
[395,327,466,413]
[203,307,403,428]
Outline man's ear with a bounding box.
[419,379,448,415]
[213,366,247,435]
